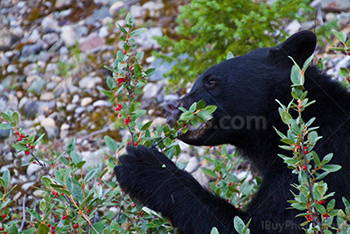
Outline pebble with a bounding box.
[185,157,199,173]
[61,25,79,47]
[109,1,125,18]
[40,92,54,101]
[93,100,112,108]
[27,164,41,176]
[81,97,93,106]
[42,33,59,47]
[79,76,102,89]
[55,0,72,9]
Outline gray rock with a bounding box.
[192,168,209,188]
[75,107,85,115]
[79,76,102,89]
[55,0,72,8]
[42,33,59,47]
[142,80,165,100]
[28,29,41,43]
[41,16,60,32]
[142,1,164,18]
[0,54,10,67]
[7,64,18,73]
[22,100,56,118]
[28,79,46,94]
[0,129,10,141]
[321,0,350,11]
[66,104,77,112]
[134,27,162,50]
[85,6,110,25]
[79,35,106,53]
[37,51,51,63]
[109,1,125,18]
[185,157,199,173]
[27,163,41,176]
[22,182,36,191]
[22,41,44,56]
[130,4,142,18]
[40,92,54,101]
[81,97,93,107]
[285,20,301,35]
[99,26,109,38]
[93,100,112,108]
[61,25,79,47]
[72,94,80,103]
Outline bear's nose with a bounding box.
[164,100,182,127]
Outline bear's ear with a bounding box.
[268,30,317,67]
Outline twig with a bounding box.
[19,194,26,232]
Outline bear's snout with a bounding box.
[164,100,182,127]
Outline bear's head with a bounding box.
[164,30,317,147]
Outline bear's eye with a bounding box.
[204,78,216,88]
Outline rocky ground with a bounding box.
[0,0,350,213]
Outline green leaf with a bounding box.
[322,164,341,173]
[130,28,147,37]
[11,225,19,234]
[201,167,217,178]
[1,112,11,122]
[290,65,302,85]
[134,63,142,77]
[11,112,19,126]
[104,136,118,152]
[66,138,76,155]
[2,170,10,187]
[281,111,292,125]
[145,68,156,77]
[226,52,234,60]
[141,121,153,131]
[71,151,82,165]
[39,198,47,212]
[210,227,220,234]
[84,169,97,183]
[339,67,349,78]
[329,47,345,51]
[302,54,314,71]
[333,30,346,43]
[125,12,134,28]
[107,76,115,89]
[41,176,53,188]
[135,51,144,61]
[13,142,27,151]
[205,105,217,114]
[101,89,115,98]
[273,127,287,139]
[33,133,45,145]
[233,216,245,233]
[22,228,35,234]
[0,123,12,129]
[118,24,128,34]
[37,223,50,234]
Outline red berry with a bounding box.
[62,215,68,220]
[132,202,136,208]
[134,143,137,146]
[305,150,309,154]
[347,77,350,83]
[303,165,307,170]
[347,51,350,56]
[47,224,51,228]
[61,193,64,196]
[2,214,6,218]
[25,151,29,155]
[118,114,122,117]
[51,231,55,234]
[0,227,3,231]
[74,224,79,229]
[318,200,325,204]
[18,137,22,141]
[30,145,34,149]
[308,216,312,221]
[51,226,55,230]
[15,131,19,135]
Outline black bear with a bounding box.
[115,31,350,233]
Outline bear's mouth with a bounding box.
[179,118,213,140]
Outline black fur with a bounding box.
[115,31,350,233]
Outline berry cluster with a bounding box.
[51,190,62,199]
[115,104,122,111]
[124,116,131,125]
[15,130,35,155]
[117,78,126,84]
